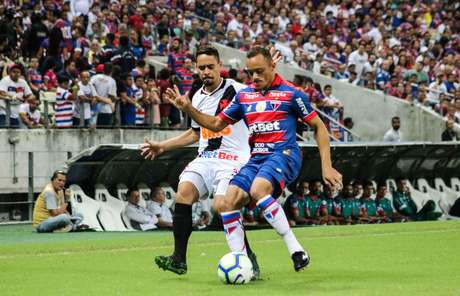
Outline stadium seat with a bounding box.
[162,185,176,210]
[434,178,459,211]
[416,179,444,213]
[385,179,397,204]
[94,184,132,231]
[69,185,103,231]
[450,178,460,193]
[405,180,433,211]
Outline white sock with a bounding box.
[221,210,247,255]
[257,195,304,255]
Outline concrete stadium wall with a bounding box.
[211,43,447,142]
[0,129,183,194]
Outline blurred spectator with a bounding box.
[0,64,33,127]
[322,84,343,138]
[191,200,211,230]
[55,75,77,128]
[375,182,402,223]
[441,119,459,141]
[125,188,158,231]
[305,181,324,225]
[90,63,117,127]
[121,74,139,127]
[383,116,402,142]
[19,96,42,129]
[168,38,186,73]
[283,180,310,226]
[320,185,339,225]
[146,187,173,229]
[352,181,363,199]
[111,36,137,75]
[26,58,45,96]
[359,182,379,223]
[337,183,361,225]
[341,117,354,142]
[144,78,161,126]
[32,170,84,233]
[392,178,441,221]
[73,71,96,127]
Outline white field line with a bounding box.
[0,228,458,260]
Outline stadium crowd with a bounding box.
[0,0,459,131]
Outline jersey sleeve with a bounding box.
[292,89,317,123]
[217,92,243,124]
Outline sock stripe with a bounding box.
[258,196,276,210]
[221,211,241,224]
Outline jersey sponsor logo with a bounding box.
[271,101,281,111]
[240,92,259,100]
[201,126,232,139]
[267,91,289,98]
[198,150,239,161]
[248,121,281,133]
[295,97,309,116]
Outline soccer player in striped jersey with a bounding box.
[141,46,272,278]
[167,47,342,272]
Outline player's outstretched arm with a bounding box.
[309,116,343,190]
[165,86,228,132]
[140,128,199,160]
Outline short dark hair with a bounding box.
[126,188,138,197]
[324,84,332,90]
[392,116,400,121]
[57,75,69,84]
[344,117,353,125]
[103,62,113,75]
[195,46,220,62]
[396,177,407,184]
[246,46,272,62]
[51,170,66,181]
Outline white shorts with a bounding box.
[179,156,243,199]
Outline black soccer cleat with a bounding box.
[154,255,187,275]
[247,252,261,280]
[291,251,310,272]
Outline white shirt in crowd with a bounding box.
[146,200,173,223]
[74,81,97,120]
[90,74,116,114]
[0,76,32,118]
[124,202,158,231]
[348,50,369,78]
[18,103,41,128]
[227,18,243,37]
[70,0,93,17]
[383,129,402,142]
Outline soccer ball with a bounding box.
[217,252,253,285]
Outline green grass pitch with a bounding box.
[1,221,459,296]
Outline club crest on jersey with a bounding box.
[255,101,266,112]
[271,101,281,111]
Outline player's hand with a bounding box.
[140,137,165,160]
[322,166,342,191]
[269,47,282,66]
[165,85,191,110]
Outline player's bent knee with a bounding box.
[175,191,196,205]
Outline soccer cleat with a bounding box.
[247,252,260,280]
[154,255,187,275]
[291,251,310,272]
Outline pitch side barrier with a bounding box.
[66,142,459,197]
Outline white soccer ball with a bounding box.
[217,252,253,285]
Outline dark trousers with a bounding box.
[0,115,20,128]
[97,113,113,128]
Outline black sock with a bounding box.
[244,229,254,256]
[172,203,193,263]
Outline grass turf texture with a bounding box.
[1,221,459,296]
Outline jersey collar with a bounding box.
[201,78,226,96]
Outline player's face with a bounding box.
[196,54,221,87]
[363,185,373,198]
[246,54,275,90]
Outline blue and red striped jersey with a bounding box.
[218,74,317,154]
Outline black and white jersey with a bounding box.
[191,78,250,164]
